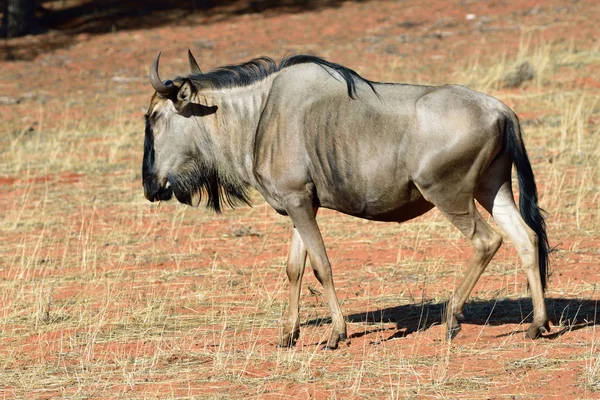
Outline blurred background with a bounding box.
[1,1,599,398]
[1,0,358,38]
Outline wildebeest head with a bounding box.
[142,51,249,212]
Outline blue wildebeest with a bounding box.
[142,51,550,349]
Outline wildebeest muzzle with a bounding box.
[143,175,173,202]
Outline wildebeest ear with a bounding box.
[174,80,194,112]
[177,80,193,103]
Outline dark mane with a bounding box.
[188,54,377,99]
[189,56,279,92]
[167,154,251,213]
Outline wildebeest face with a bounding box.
[142,51,204,205]
[142,84,222,209]
[143,52,249,212]
[142,94,174,203]
[142,91,204,205]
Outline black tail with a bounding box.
[505,114,550,290]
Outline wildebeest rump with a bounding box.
[142,51,550,349]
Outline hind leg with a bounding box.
[440,201,503,339]
[416,182,503,339]
[477,180,549,338]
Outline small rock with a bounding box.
[503,61,535,88]
[0,96,20,105]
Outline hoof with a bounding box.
[446,324,461,341]
[526,321,550,339]
[277,330,300,348]
[277,341,295,348]
[321,331,347,350]
[321,340,339,351]
[541,320,551,334]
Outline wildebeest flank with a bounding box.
[142,50,550,349]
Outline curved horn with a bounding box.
[149,52,176,97]
[188,49,202,75]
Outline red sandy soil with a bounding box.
[1,0,599,399]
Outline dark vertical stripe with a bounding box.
[505,114,550,290]
[142,116,155,189]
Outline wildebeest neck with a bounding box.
[195,77,276,189]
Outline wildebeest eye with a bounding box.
[147,111,159,122]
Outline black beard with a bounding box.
[167,161,250,213]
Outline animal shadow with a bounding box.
[304,298,599,340]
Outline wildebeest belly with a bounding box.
[313,172,433,223]
[338,196,435,223]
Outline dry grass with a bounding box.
[1,25,599,400]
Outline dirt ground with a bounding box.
[1,0,599,398]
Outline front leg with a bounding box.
[284,195,347,349]
[278,227,307,347]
